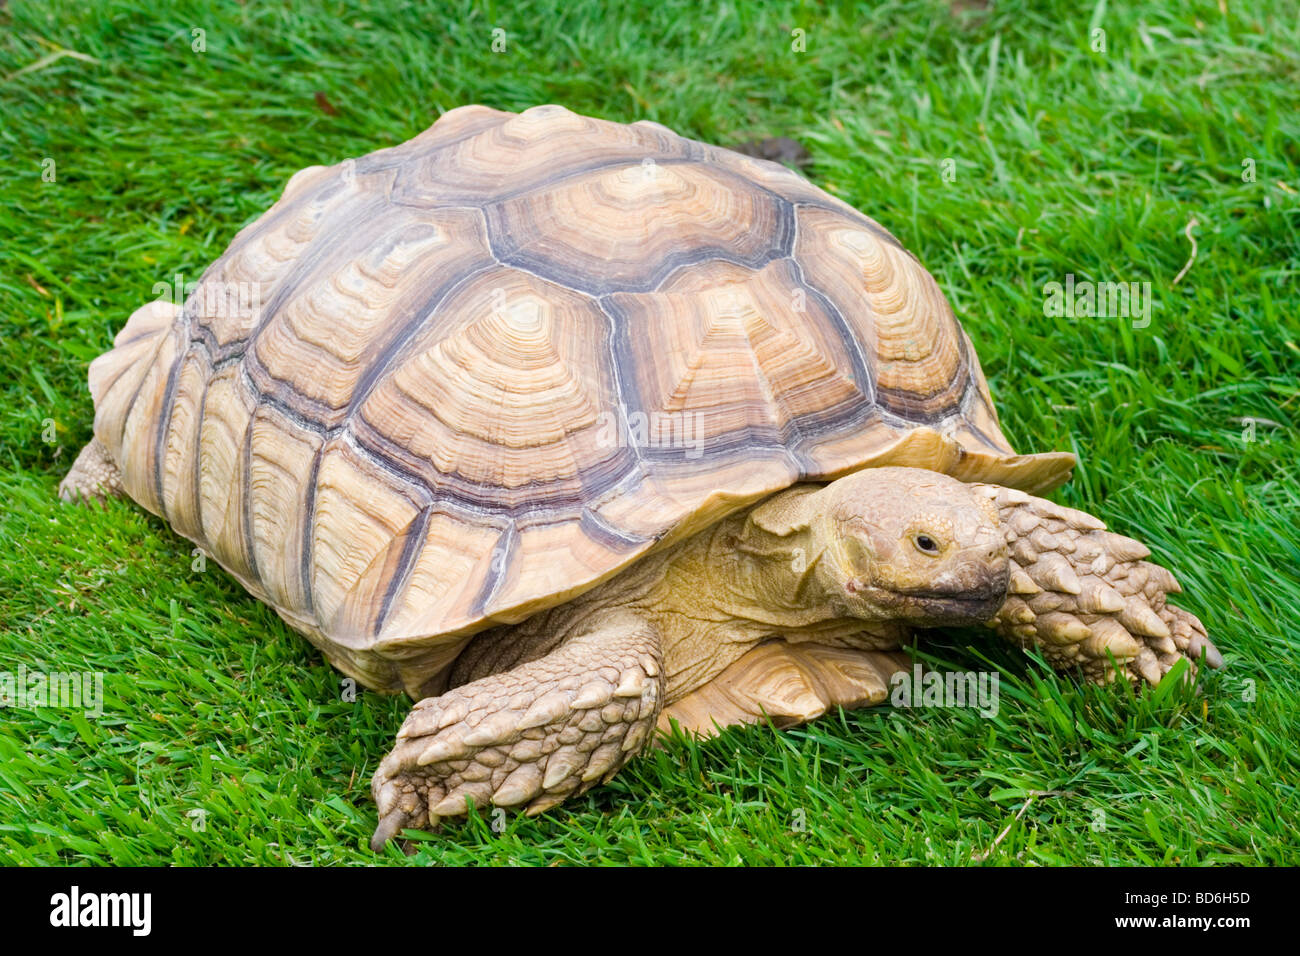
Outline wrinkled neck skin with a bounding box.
[686,497,867,630]
[452,484,910,703]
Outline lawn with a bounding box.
[0,0,1296,865]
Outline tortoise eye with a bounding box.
[913,534,940,555]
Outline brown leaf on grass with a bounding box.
[314,91,338,116]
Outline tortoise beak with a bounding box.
[847,570,1008,625]
[895,561,1010,624]
[901,588,1006,624]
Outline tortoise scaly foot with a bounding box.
[370,610,663,850]
[58,437,125,504]
[975,485,1222,685]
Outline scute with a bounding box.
[485,161,794,293]
[606,257,870,465]
[85,104,1075,695]
[349,264,625,497]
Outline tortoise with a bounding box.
[60,104,1222,850]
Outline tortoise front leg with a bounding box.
[370,609,663,850]
[972,484,1222,685]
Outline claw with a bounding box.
[524,792,567,817]
[461,711,522,747]
[493,764,544,806]
[1082,618,1140,661]
[430,783,493,817]
[1120,599,1173,640]
[542,751,586,789]
[1187,633,1224,669]
[519,691,573,729]
[370,807,415,852]
[1133,650,1163,685]
[417,734,471,766]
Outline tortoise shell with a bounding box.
[86,104,1074,694]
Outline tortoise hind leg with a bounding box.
[370,609,663,850]
[59,437,125,503]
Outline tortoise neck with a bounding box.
[683,496,866,631]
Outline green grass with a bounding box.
[1,0,1297,865]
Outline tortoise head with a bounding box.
[812,467,1009,626]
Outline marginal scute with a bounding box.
[158,347,211,541]
[312,438,422,632]
[196,366,258,583]
[84,105,1077,694]
[247,404,323,612]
